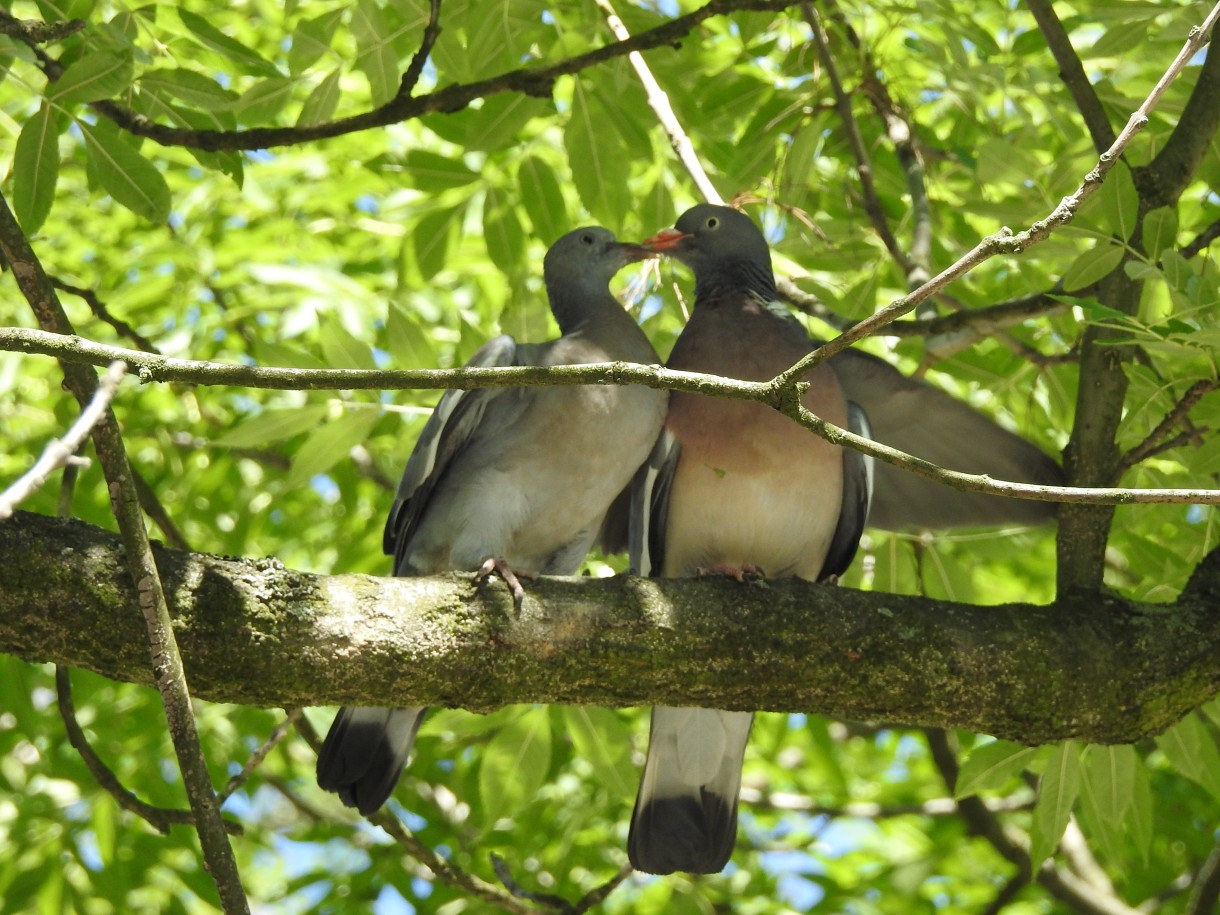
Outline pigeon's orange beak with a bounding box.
[641,229,690,252]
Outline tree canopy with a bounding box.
[1,1,1219,913]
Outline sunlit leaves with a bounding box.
[954,740,1042,797]
[78,121,170,224]
[479,707,552,826]
[1063,241,1126,291]
[297,69,342,126]
[48,50,133,106]
[564,79,630,226]
[1156,712,1220,803]
[351,0,398,108]
[1029,741,1082,869]
[12,103,62,233]
[177,9,280,78]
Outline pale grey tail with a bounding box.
[316,706,426,815]
[628,707,753,874]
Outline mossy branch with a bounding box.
[3,511,1217,747]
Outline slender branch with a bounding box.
[1182,216,1220,259]
[1186,840,1220,915]
[594,0,724,204]
[777,6,1220,380]
[55,666,243,836]
[802,3,916,279]
[0,11,84,44]
[0,193,250,913]
[1025,0,1117,153]
[1114,379,1220,480]
[51,279,161,354]
[737,786,1034,818]
[67,0,800,153]
[5,326,1217,505]
[571,866,633,914]
[217,710,301,805]
[981,873,1030,915]
[0,360,126,520]
[397,0,442,100]
[491,855,576,913]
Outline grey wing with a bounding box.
[627,428,681,577]
[820,401,874,581]
[829,347,1064,531]
[383,335,526,573]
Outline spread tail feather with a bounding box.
[628,707,753,874]
[316,706,426,815]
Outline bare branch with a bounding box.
[217,710,301,805]
[5,326,1217,505]
[0,360,126,520]
[51,278,162,354]
[1182,216,1220,259]
[397,0,442,100]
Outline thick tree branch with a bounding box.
[5,326,1217,506]
[3,511,1218,746]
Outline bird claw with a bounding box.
[476,557,535,610]
[696,563,765,584]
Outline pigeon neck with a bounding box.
[694,259,778,305]
[548,283,626,337]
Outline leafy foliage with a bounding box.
[1,0,1218,912]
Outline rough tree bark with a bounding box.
[2,511,1217,747]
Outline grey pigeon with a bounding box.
[627,204,875,874]
[316,227,668,816]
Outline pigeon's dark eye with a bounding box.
[581,233,595,245]
[706,216,720,229]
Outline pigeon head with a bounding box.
[643,204,776,300]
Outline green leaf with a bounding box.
[955,740,1041,797]
[462,94,551,152]
[178,9,281,78]
[561,706,633,799]
[286,407,379,488]
[78,121,171,224]
[13,103,62,233]
[1029,741,1082,870]
[411,205,465,281]
[289,8,345,74]
[564,80,630,225]
[351,0,398,107]
[214,403,330,448]
[297,68,342,126]
[386,301,437,369]
[1142,206,1178,259]
[483,187,525,273]
[403,149,480,191]
[1156,713,1220,803]
[518,156,568,243]
[138,68,236,111]
[1093,161,1139,240]
[1078,744,1136,865]
[48,50,133,106]
[479,707,552,825]
[234,76,295,125]
[318,315,377,370]
[1062,241,1125,291]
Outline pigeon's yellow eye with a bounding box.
[706,216,719,229]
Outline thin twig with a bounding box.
[1183,216,1220,259]
[802,3,916,279]
[491,854,576,913]
[776,2,1220,381]
[1186,840,1220,915]
[51,279,161,354]
[571,865,632,913]
[5,326,1218,505]
[55,666,243,836]
[592,0,724,204]
[737,786,1034,817]
[1114,379,1220,480]
[397,0,442,99]
[218,710,302,804]
[0,360,126,519]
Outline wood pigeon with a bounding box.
[316,227,668,816]
[627,204,875,875]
